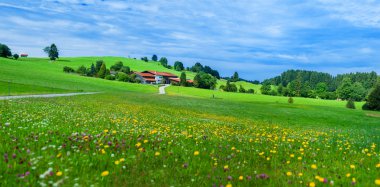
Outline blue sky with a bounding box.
[1,0,380,80]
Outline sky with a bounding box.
[0,0,380,81]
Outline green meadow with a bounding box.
[0,57,379,186]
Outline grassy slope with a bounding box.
[0,57,263,95]
[0,57,157,94]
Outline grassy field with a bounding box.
[0,57,379,186]
[0,92,379,186]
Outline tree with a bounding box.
[363,81,380,111]
[120,66,131,74]
[110,61,123,71]
[87,63,96,76]
[98,63,107,78]
[260,83,271,95]
[193,71,217,89]
[232,72,239,82]
[174,61,184,71]
[336,78,353,100]
[190,62,204,72]
[141,57,148,62]
[152,54,158,61]
[315,82,328,98]
[43,43,59,60]
[350,82,366,101]
[13,54,19,60]
[159,57,168,67]
[180,72,187,86]
[0,43,12,57]
[95,60,104,73]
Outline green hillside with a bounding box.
[0,57,262,95]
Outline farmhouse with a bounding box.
[134,70,192,84]
[20,54,28,57]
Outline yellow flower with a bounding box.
[350,165,355,169]
[231,147,236,151]
[239,176,243,181]
[115,160,120,165]
[376,163,380,168]
[286,171,292,176]
[194,151,200,156]
[226,184,232,187]
[286,161,290,164]
[298,157,302,160]
[346,173,351,177]
[318,177,324,182]
[119,158,125,162]
[311,164,317,169]
[135,142,141,148]
[309,182,315,187]
[266,157,270,161]
[56,153,62,158]
[143,140,149,143]
[375,179,380,185]
[224,165,229,169]
[104,129,109,133]
[155,152,160,156]
[56,171,62,176]
[101,149,106,154]
[298,173,303,177]
[112,130,117,134]
[290,154,295,158]
[352,178,356,183]
[259,152,264,156]
[101,171,109,177]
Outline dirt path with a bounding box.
[159,84,170,94]
[0,92,99,100]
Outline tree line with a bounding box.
[262,69,379,101]
[63,60,141,83]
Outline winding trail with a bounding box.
[159,84,170,95]
[0,92,100,100]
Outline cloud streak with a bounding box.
[0,0,379,80]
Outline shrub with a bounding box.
[13,54,19,60]
[246,89,255,94]
[120,66,131,74]
[239,85,246,93]
[219,85,225,91]
[105,75,115,80]
[116,72,129,82]
[288,97,294,104]
[270,90,278,96]
[76,65,87,75]
[63,66,75,73]
[362,81,380,111]
[346,99,356,109]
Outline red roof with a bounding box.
[169,78,193,83]
[144,71,177,77]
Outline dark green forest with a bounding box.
[262,70,379,101]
